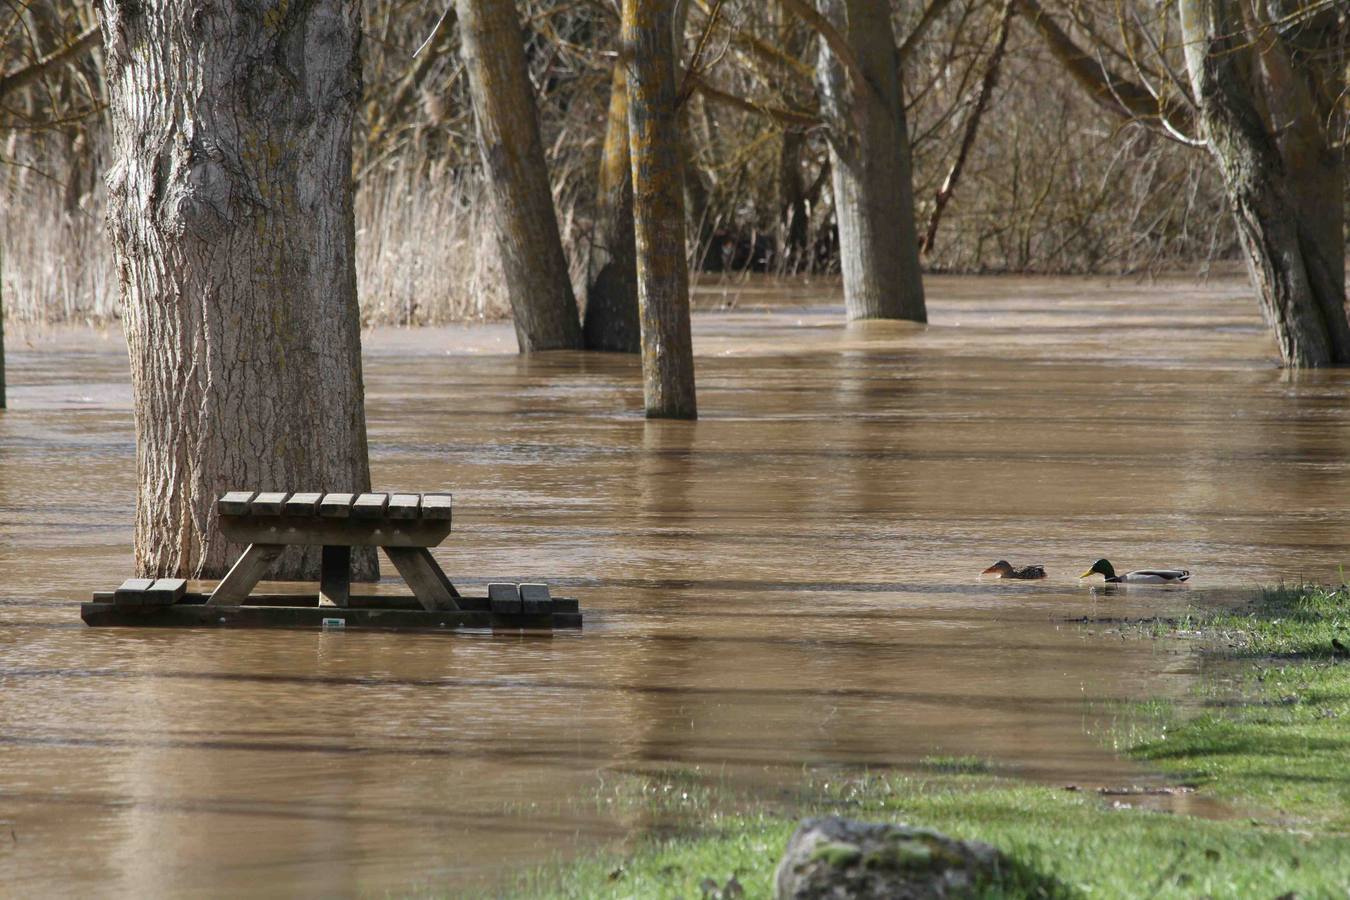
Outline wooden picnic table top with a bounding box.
[216,491,453,549]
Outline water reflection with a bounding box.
[1,274,1347,895]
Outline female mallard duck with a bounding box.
[1080,559,1190,584]
[982,560,1046,579]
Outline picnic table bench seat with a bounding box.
[80,490,581,631]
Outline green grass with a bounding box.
[512,774,1348,899]
[505,584,1350,899]
[1129,583,1350,829]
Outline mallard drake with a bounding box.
[982,560,1047,579]
[1080,559,1190,584]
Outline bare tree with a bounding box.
[1178,0,1348,366]
[98,0,375,578]
[795,0,927,321]
[584,62,641,352]
[1018,0,1349,366]
[624,0,698,418]
[455,0,583,351]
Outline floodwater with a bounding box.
[1,273,1348,896]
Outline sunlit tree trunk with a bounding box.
[455,0,582,351]
[815,0,926,322]
[1178,0,1349,366]
[584,62,641,352]
[623,0,697,419]
[99,0,375,579]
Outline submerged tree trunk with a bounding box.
[584,63,641,353]
[99,0,375,579]
[1178,0,1349,366]
[814,0,926,322]
[455,0,582,352]
[623,0,697,419]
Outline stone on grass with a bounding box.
[774,816,1008,899]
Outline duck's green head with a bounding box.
[1081,558,1116,579]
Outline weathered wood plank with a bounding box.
[218,492,257,516]
[387,493,421,519]
[145,578,187,606]
[250,492,290,515]
[113,578,155,607]
[386,547,459,611]
[319,493,356,517]
[352,492,389,519]
[89,590,581,615]
[284,492,324,515]
[82,602,581,630]
[420,548,462,599]
[421,493,453,521]
[219,515,452,548]
[488,582,521,614]
[519,582,552,615]
[206,543,285,607]
[320,545,350,607]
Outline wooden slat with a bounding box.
[113,578,155,607]
[90,591,581,614]
[82,602,583,630]
[319,545,350,607]
[420,493,453,520]
[319,493,356,517]
[251,492,290,515]
[386,547,459,611]
[206,543,285,607]
[488,582,521,615]
[219,515,452,548]
[218,492,256,516]
[284,492,323,515]
[405,547,460,599]
[519,583,552,615]
[145,578,187,606]
[352,492,389,519]
[387,493,421,519]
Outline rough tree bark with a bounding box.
[810,0,926,322]
[583,62,641,352]
[98,0,376,579]
[1179,0,1349,366]
[455,0,582,352]
[623,0,698,419]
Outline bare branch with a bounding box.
[686,69,821,127]
[1014,0,1192,132]
[0,23,99,106]
[779,0,867,90]
[898,0,960,59]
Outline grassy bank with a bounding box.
[512,585,1350,899]
[1130,583,1350,830]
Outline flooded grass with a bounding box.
[513,772,1347,899]
[1129,584,1350,829]
[516,585,1350,898]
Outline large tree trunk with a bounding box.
[623,0,698,419]
[583,62,641,353]
[815,0,926,322]
[455,0,582,352]
[1178,0,1349,366]
[99,0,375,579]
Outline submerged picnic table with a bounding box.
[81,491,581,631]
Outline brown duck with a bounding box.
[982,560,1047,580]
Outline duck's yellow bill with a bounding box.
[1079,570,1095,578]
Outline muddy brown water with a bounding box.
[2,273,1348,896]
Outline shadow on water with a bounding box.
[1,274,1348,894]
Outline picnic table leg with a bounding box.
[319,545,351,607]
[385,546,460,611]
[206,543,285,607]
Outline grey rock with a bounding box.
[773,816,1008,899]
